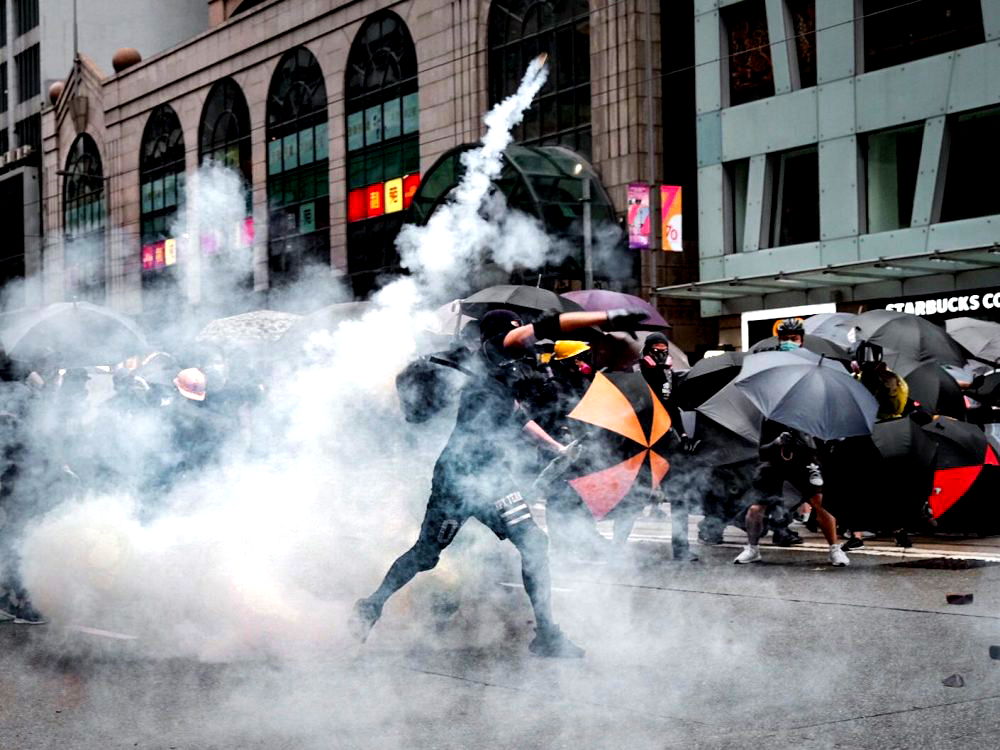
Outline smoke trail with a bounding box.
[12,58,559,662]
[396,54,558,297]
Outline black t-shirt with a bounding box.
[758,419,818,465]
[437,335,536,474]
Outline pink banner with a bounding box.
[627,183,651,250]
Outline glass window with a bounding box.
[266,47,330,286]
[863,0,984,73]
[199,77,252,218]
[488,0,590,157]
[941,107,1000,222]
[344,11,420,297]
[139,105,186,300]
[722,0,774,106]
[766,146,818,247]
[63,133,106,302]
[864,125,922,233]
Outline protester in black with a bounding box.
[734,418,849,566]
[351,306,647,657]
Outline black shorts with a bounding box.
[751,460,823,506]
[418,465,537,548]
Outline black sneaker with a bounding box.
[842,536,864,551]
[529,625,585,658]
[772,529,804,547]
[349,598,381,643]
[893,529,913,548]
[0,594,46,625]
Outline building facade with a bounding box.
[36,0,710,348]
[0,0,206,309]
[662,0,1000,349]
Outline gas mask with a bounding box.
[643,348,672,368]
[576,360,593,376]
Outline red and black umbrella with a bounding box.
[922,417,1000,530]
[565,371,671,519]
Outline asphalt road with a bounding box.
[3,540,1000,750]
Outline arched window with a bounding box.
[139,105,185,291]
[199,78,254,269]
[488,0,591,156]
[63,133,105,302]
[266,46,329,288]
[344,11,419,298]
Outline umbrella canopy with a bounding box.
[2,302,148,367]
[968,370,1000,406]
[922,417,1000,528]
[748,335,852,362]
[734,348,878,439]
[565,371,672,519]
[900,361,967,419]
[855,309,968,372]
[674,351,745,410]
[946,317,1000,364]
[696,380,762,445]
[803,312,861,349]
[561,290,669,330]
[460,285,582,321]
[197,310,302,347]
[869,416,939,529]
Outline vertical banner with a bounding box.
[627,183,651,249]
[660,185,683,251]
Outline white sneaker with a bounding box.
[829,545,850,567]
[734,545,761,564]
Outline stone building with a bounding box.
[37,0,697,348]
[39,0,706,349]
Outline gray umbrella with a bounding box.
[803,312,860,349]
[696,380,762,446]
[734,348,878,439]
[946,317,1000,364]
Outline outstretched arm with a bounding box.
[503,309,648,349]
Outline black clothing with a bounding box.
[365,335,557,631]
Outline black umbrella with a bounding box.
[856,309,968,372]
[869,416,938,530]
[734,348,878,440]
[674,351,744,410]
[922,417,1000,531]
[749,335,852,362]
[899,361,967,419]
[460,285,582,321]
[2,302,148,367]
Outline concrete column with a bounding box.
[742,154,767,252]
[910,116,947,227]
[764,0,792,93]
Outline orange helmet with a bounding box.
[173,368,207,401]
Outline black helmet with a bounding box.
[775,317,805,337]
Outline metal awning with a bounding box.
[656,246,1000,301]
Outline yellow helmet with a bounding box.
[553,340,591,361]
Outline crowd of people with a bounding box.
[1,299,995,660]
[356,306,999,657]
[0,346,263,624]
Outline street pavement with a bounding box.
[3,517,1000,749]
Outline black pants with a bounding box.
[366,464,554,631]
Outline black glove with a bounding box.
[602,308,648,333]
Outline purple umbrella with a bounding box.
[561,290,670,330]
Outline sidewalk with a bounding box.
[595,511,1000,563]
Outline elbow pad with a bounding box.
[531,310,563,342]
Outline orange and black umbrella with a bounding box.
[565,371,671,519]
[922,417,1000,530]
